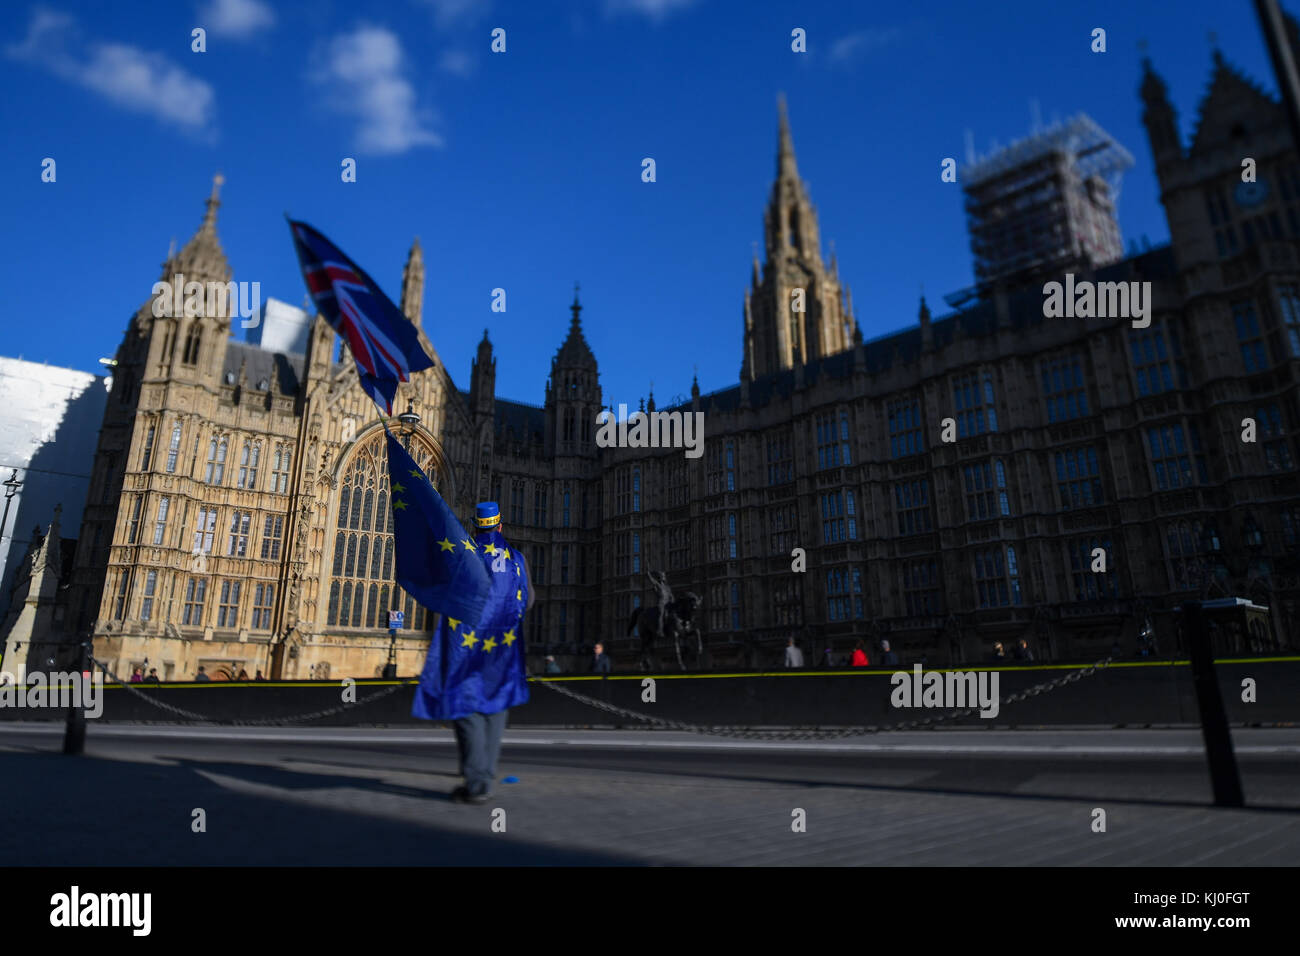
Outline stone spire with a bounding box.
[919,295,933,350]
[166,173,231,285]
[554,282,597,370]
[546,284,601,450]
[744,99,851,380]
[777,93,799,181]
[401,237,424,324]
[470,328,495,416]
[765,96,819,260]
[1140,58,1182,166]
[0,506,64,681]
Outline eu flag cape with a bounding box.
[411,521,531,721]
[384,430,491,626]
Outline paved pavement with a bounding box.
[2,723,1298,865]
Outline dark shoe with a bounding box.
[451,785,492,805]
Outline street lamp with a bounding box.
[397,401,420,453]
[1,470,22,541]
[386,400,421,679]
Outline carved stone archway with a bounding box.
[321,424,455,636]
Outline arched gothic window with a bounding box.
[182,325,202,365]
[326,429,445,631]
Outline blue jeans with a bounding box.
[452,709,509,796]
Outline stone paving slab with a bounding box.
[2,724,1297,865]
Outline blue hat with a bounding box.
[475,502,501,529]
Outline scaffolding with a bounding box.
[959,114,1134,292]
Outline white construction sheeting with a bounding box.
[0,357,108,616]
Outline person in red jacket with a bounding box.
[851,640,870,667]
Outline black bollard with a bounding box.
[1183,601,1245,808]
[62,636,91,756]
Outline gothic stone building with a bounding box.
[7,42,1300,681]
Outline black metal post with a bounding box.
[382,627,398,679]
[1183,601,1245,808]
[1256,0,1300,153]
[62,635,91,755]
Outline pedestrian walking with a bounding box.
[129,666,144,683]
[544,655,561,674]
[784,637,804,668]
[590,642,612,674]
[410,500,534,805]
[851,640,870,667]
[880,640,899,667]
[194,665,211,682]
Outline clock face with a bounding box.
[1235,179,1270,208]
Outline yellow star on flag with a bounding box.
[482,636,498,652]
[392,481,406,493]
[483,543,498,555]
[503,549,510,559]
[448,618,461,631]
[438,537,456,552]
[409,468,422,478]
[516,589,522,601]
[393,499,409,511]
[461,539,476,552]
[503,630,517,646]
[461,631,478,648]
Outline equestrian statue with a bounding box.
[626,569,704,671]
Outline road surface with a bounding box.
[2,723,1298,865]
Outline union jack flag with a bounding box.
[288,219,434,414]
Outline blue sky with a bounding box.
[0,0,1282,410]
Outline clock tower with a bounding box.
[1140,49,1295,270]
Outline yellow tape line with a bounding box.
[92,655,1300,689]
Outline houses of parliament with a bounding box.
[4,37,1300,681]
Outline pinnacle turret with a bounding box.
[165,173,231,284]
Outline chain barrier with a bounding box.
[89,656,409,726]
[86,654,1112,737]
[537,657,1115,741]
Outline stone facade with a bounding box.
[10,40,1300,679]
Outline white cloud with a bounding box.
[438,50,475,77]
[200,0,275,39]
[421,0,491,30]
[829,28,902,65]
[604,0,699,21]
[7,9,216,134]
[311,26,442,155]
